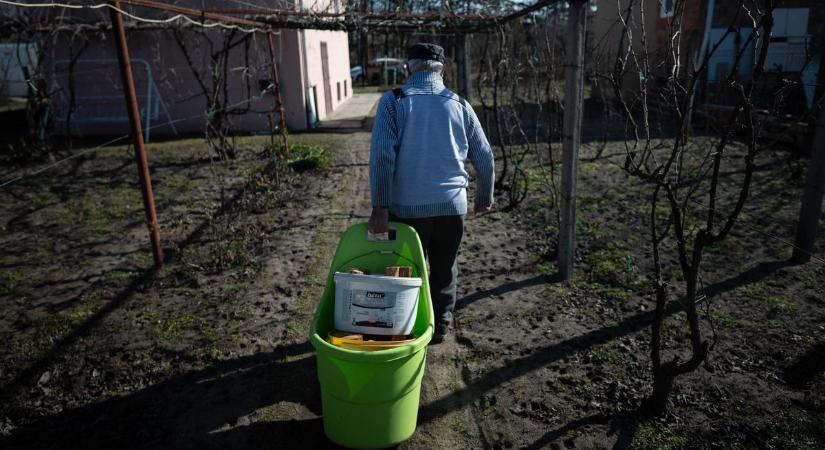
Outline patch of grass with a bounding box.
[578,217,609,247]
[573,379,597,399]
[799,264,824,292]
[543,223,560,236]
[147,310,198,345]
[638,202,672,224]
[536,262,555,276]
[763,409,825,450]
[585,248,646,291]
[584,282,634,300]
[632,419,688,450]
[131,251,154,268]
[709,309,738,328]
[208,235,253,271]
[199,325,225,362]
[764,296,798,318]
[765,319,784,329]
[704,236,744,266]
[11,300,97,359]
[454,419,475,442]
[579,160,622,178]
[283,321,304,341]
[587,344,622,364]
[545,283,571,301]
[286,143,331,172]
[587,344,628,380]
[738,281,797,319]
[522,166,557,196]
[62,187,143,242]
[739,281,772,300]
[233,132,340,153]
[716,235,743,251]
[100,269,138,282]
[0,271,24,295]
[217,296,250,322]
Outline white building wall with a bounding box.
[302,30,352,122]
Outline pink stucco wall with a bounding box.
[42,6,352,136]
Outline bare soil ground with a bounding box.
[0,125,823,449]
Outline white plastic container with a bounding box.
[333,272,422,336]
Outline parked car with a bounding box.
[369,57,406,71]
[350,65,365,83]
[366,58,407,85]
[351,58,408,85]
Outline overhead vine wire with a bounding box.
[0,0,274,33]
[0,0,565,33]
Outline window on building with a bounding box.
[344,80,348,97]
[337,82,341,101]
[661,0,675,18]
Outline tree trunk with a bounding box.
[649,362,678,415]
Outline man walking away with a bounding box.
[367,43,495,344]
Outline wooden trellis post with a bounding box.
[559,0,587,280]
[793,35,825,263]
[793,103,825,262]
[456,33,471,102]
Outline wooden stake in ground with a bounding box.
[267,32,289,153]
[793,104,825,262]
[109,0,164,267]
[559,0,587,280]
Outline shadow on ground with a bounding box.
[1,342,345,449]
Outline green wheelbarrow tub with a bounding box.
[310,223,434,449]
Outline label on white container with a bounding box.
[333,272,421,335]
[349,290,398,328]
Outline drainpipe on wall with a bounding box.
[697,0,715,65]
[300,0,317,129]
[696,0,716,107]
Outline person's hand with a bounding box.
[474,205,493,215]
[368,208,390,233]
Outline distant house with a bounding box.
[0,4,37,100]
[0,43,37,99]
[651,0,824,113]
[35,0,351,139]
[589,0,659,97]
[589,0,824,113]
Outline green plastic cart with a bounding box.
[309,223,434,449]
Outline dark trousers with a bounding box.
[390,214,464,330]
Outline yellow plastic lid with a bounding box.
[328,331,416,351]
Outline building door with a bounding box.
[320,42,333,116]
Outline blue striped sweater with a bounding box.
[369,71,495,218]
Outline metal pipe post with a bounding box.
[559,0,587,281]
[109,0,164,267]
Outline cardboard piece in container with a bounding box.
[385,266,413,277]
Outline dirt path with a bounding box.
[251,132,489,450]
